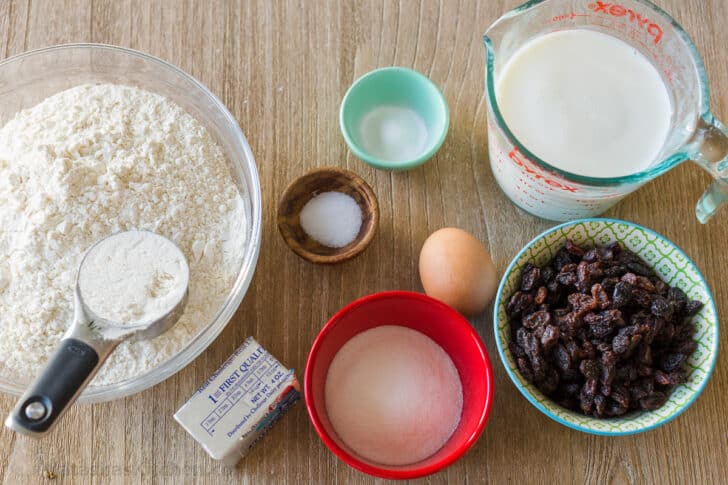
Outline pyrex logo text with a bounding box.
[588,2,663,44]
[508,148,578,193]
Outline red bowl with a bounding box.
[304,291,494,479]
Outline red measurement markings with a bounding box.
[508,148,579,193]
[588,2,663,44]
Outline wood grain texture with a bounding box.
[1,0,726,483]
[277,167,380,264]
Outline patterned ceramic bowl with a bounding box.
[494,218,719,435]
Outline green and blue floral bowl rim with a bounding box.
[493,218,719,436]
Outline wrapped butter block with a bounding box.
[174,337,300,465]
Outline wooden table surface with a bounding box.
[1,0,726,483]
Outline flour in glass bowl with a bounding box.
[0,83,248,385]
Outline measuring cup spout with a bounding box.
[689,115,728,223]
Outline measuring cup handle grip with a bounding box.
[691,115,728,223]
[5,338,100,436]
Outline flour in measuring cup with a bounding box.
[496,29,672,178]
[0,84,247,385]
[78,231,189,327]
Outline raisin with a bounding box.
[601,350,617,367]
[612,335,630,354]
[654,280,668,296]
[520,264,541,292]
[639,392,668,411]
[591,283,610,309]
[587,317,615,339]
[684,300,703,316]
[627,261,653,276]
[604,265,627,277]
[562,368,582,383]
[541,266,555,283]
[517,327,539,358]
[601,363,615,386]
[558,312,582,338]
[667,287,687,313]
[636,344,652,366]
[564,240,585,257]
[556,266,578,286]
[598,246,615,261]
[523,310,551,330]
[509,341,527,359]
[584,378,599,397]
[637,365,653,377]
[569,293,597,316]
[534,286,548,305]
[516,357,534,383]
[632,288,654,308]
[540,325,560,351]
[593,394,607,417]
[564,383,581,396]
[601,277,620,293]
[612,281,632,308]
[555,248,574,271]
[579,359,600,379]
[650,296,673,320]
[672,339,697,356]
[596,342,612,353]
[635,276,656,292]
[621,272,638,285]
[611,387,630,409]
[507,291,534,317]
[583,248,600,263]
[660,353,686,372]
[580,392,594,415]
[655,370,683,386]
[554,344,572,371]
[546,279,560,294]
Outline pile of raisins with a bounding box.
[507,240,703,418]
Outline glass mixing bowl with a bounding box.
[0,44,262,403]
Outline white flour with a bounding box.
[78,231,189,327]
[0,84,247,385]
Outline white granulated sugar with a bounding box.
[78,231,189,327]
[0,84,247,385]
[299,191,362,248]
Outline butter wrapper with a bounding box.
[174,337,300,465]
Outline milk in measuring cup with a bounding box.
[496,29,672,178]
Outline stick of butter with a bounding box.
[174,337,300,465]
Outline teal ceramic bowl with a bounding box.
[339,67,449,171]
[494,218,719,435]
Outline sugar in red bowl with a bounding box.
[304,291,494,479]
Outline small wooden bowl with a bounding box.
[277,167,379,264]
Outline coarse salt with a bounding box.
[299,191,362,248]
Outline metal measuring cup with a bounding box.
[5,231,190,437]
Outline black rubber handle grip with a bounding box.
[9,338,99,434]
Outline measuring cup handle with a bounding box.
[5,338,101,436]
[690,115,728,223]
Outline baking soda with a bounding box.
[299,191,362,248]
[358,106,428,162]
[324,325,462,466]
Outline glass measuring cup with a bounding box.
[483,0,728,222]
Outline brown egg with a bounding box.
[418,227,498,317]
